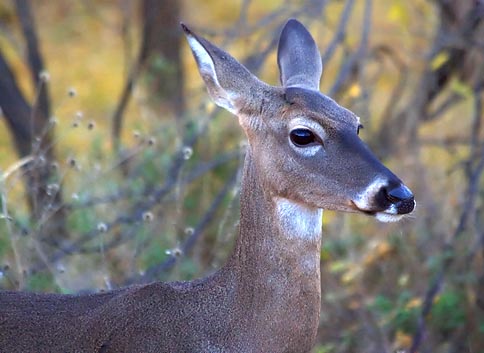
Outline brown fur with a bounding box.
[0,19,413,353]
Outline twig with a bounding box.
[321,0,356,65]
[134,168,239,284]
[374,45,408,127]
[62,150,240,257]
[14,0,50,120]
[409,89,484,353]
[329,0,371,97]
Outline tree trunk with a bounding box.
[140,0,185,116]
[0,0,68,270]
[111,0,184,152]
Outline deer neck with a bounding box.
[224,149,323,350]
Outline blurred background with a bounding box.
[0,0,483,352]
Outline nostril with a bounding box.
[385,184,415,214]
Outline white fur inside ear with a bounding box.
[187,36,218,84]
[187,36,236,114]
[275,198,322,240]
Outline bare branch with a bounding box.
[321,0,356,65]
[329,0,371,97]
[134,168,239,284]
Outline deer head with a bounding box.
[182,19,415,222]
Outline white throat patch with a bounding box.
[274,198,322,240]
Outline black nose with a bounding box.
[385,184,415,214]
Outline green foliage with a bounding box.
[139,234,169,270]
[176,258,199,281]
[450,78,473,98]
[371,294,393,315]
[0,222,9,258]
[392,303,420,335]
[370,289,468,339]
[313,343,337,353]
[369,291,419,334]
[26,273,60,293]
[430,290,466,334]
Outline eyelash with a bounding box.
[357,124,364,135]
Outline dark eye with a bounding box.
[290,128,317,147]
[357,124,364,135]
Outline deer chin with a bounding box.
[374,211,404,223]
[350,202,407,223]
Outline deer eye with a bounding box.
[290,128,318,147]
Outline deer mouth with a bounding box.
[351,196,416,223]
[375,209,407,223]
[350,203,404,223]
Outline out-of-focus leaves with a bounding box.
[450,78,473,97]
[387,2,410,27]
[430,290,466,334]
[431,51,450,70]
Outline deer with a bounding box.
[0,19,415,353]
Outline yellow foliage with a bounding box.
[363,241,394,266]
[430,51,450,70]
[394,330,413,350]
[387,2,410,27]
[398,273,409,287]
[348,83,361,98]
[450,78,473,97]
[405,297,422,309]
[341,266,362,285]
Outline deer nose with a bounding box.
[384,184,415,214]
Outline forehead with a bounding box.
[284,86,358,126]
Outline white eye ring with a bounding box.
[288,121,326,157]
[288,126,323,157]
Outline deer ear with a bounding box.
[277,19,322,91]
[182,23,263,115]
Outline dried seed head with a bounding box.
[67,87,77,97]
[36,155,46,166]
[67,157,77,168]
[49,116,58,125]
[46,183,59,196]
[142,211,154,222]
[97,222,108,233]
[56,263,66,274]
[165,248,183,257]
[182,146,193,160]
[147,137,156,146]
[39,70,50,82]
